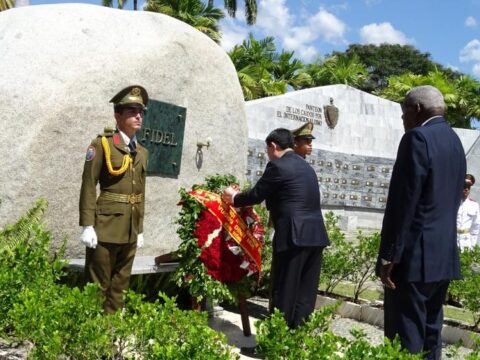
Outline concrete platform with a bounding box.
[67,256,179,274]
[209,299,269,360]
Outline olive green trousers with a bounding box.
[85,241,137,314]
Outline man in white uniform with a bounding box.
[456,175,480,250]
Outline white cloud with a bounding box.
[281,8,346,61]
[218,2,347,62]
[460,39,480,78]
[256,0,293,37]
[364,0,382,6]
[473,63,480,77]
[460,39,480,62]
[309,9,347,44]
[465,16,477,28]
[446,64,460,72]
[359,22,413,45]
[219,18,249,51]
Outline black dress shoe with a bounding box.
[447,299,464,308]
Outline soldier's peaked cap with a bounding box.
[110,85,148,110]
[291,122,315,139]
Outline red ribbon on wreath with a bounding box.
[189,189,264,283]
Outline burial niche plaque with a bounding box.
[138,99,187,176]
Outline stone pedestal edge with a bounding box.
[315,294,478,348]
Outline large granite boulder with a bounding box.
[0,4,247,257]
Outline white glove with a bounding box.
[80,226,97,249]
[137,233,144,249]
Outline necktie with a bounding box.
[128,140,137,156]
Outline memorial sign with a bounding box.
[245,84,480,230]
[138,99,187,177]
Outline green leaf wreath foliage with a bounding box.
[174,174,268,304]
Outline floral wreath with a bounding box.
[174,175,266,303]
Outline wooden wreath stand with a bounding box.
[191,295,251,336]
[155,253,252,336]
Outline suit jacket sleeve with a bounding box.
[79,138,103,226]
[379,130,429,262]
[234,161,282,207]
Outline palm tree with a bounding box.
[452,75,480,128]
[298,54,367,90]
[0,0,15,11]
[229,34,287,100]
[375,68,480,128]
[208,0,257,25]
[272,51,311,90]
[145,0,224,43]
[316,54,368,88]
[102,0,128,10]
[230,34,276,69]
[235,65,287,100]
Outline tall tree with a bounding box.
[145,0,224,43]
[0,0,15,11]
[334,44,457,93]
[208,0,257,25]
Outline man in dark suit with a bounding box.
[222,128,329,328]
[377,85,466,359]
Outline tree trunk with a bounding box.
[134,0,137,10]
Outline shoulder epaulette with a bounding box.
[100,126,116,137]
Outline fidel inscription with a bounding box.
[141,128,178,146]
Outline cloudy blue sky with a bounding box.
[28,0,480,79]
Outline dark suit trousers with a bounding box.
[271,246,323,328]
[384,279,449,360]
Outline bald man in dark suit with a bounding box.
[223,128,329,328]
[377,86,466,359]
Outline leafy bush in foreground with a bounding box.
[256,307,421,359]
[0,198,67,332]
[320,212,355,294]
[449,246,480,330]
[10,289,237,360]
[0,199,237,360]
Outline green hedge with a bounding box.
[0,199,237,360]
[256,307,421,359]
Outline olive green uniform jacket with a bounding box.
[79,131,148,244]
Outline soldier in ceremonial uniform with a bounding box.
[79,85,149,313]
[456,174,480,250]
[291,122,315,159]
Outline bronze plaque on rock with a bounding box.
[137,99,187,177]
